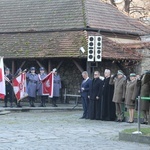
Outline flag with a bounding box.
[42,72,54,97]
[12,72,28,101]
[0,57,6,99]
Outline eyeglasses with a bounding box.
[94,74,98,75]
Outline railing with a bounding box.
[132,96,150,135]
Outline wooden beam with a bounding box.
[73,60,84,73]
[19,61,26,69]
[56,61,64,70]
[36,60,43,68]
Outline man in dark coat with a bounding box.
[88,71,103,120]
[4,68,13,107]
[101,69,116,121]
[79,71,91,119]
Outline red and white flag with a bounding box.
[12,72,28,101]
[42,72,54,97]
[0,57,6,99]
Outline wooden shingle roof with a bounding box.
[0,31,141,60]
[0,0,149,35]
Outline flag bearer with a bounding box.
[37,67,47,107]
[4,68,13,107]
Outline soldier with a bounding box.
[52,68,61,107]
[125,73,137,123]
[109,70,126,122]
[26,67,39,107]
[4,68,13,107]
[37,67,47,107]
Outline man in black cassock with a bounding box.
[101,69,116,121]
[88,71,103,120]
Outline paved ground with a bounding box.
[0,110,149,150]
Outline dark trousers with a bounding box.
[29,97,35,107]
[40,96,47,107]
[4,90,13,106]
[89,99,101,120]
[52,97,58,106]
[81,96,89,118]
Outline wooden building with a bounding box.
[0,0,150,95]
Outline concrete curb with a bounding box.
[0,110,11,115]
[119,132,150,145]
[3,106,83,112]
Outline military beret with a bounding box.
[130,73,136,77]
[117,70,124,75]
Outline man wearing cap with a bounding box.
[109,70,126,122]
[52,68,61,107]
[26,67,39,107]
[37,67,47,107]
[4,68,13,107]
[125,73,137,123]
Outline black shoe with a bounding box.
[17,105,22,108]
[79,116,85,119]
[116,119,120,122]
[38,105,43,107]
[141,121,148,125]
[52,104,58,107]
[127,121,134,123]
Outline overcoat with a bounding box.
[140,74,150,111]
[37,73,47,96]
[89,78,103,120]
[101,77,116,121]
[125,79,137,108]
[26,73,39,98]
[109,76,126,103]
[53,74,61,97]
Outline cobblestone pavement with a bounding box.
[0,110,149,150]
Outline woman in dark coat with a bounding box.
[125,73,137,123]
[88,71,103,120]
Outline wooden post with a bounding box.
[48,59,51,73]
[86,61,92,78]
[12,60,15,75]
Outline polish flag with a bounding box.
[0,57,6,99]
[42,72,54,97]
[12,72,28,101]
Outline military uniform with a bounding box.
[109,70,126,122]
[52,69,61,107]
[4,68,13,107]
[26,67,39,107]
[37,67,47,107]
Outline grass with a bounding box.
[122,128,150,136]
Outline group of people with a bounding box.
[4,67,61,108]
[79,69,150,124]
